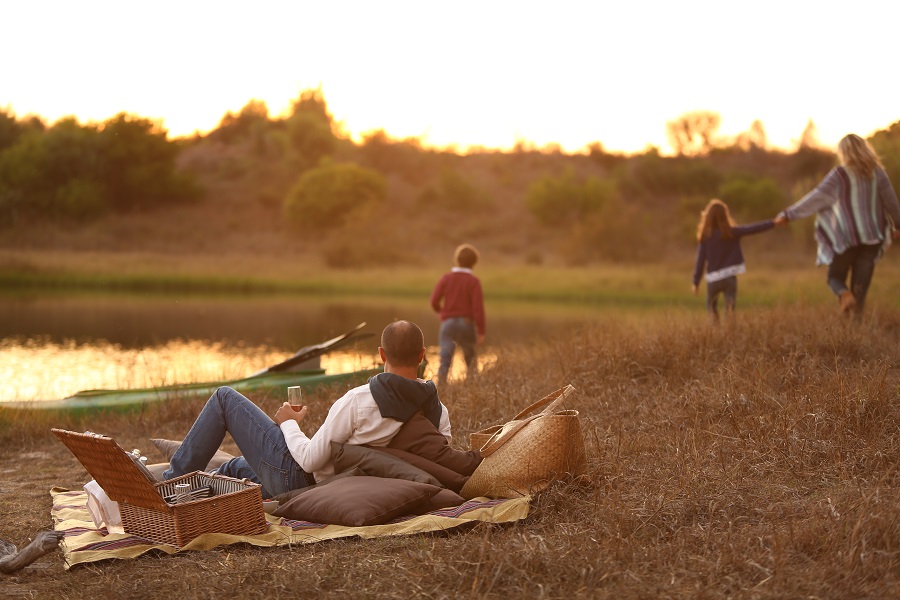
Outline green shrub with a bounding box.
[790,146,835,181]
[678,194,712,241]
[526,168,615,226]
[718,176,786,221]
[98,113,199,211]
[285,88,337,171]
[55,178,106,220]
[0,108,45,153]
[213,99,272,146]
[417,168,491,211]
[558,195,657,264]
[283,162,386,232]
[619,152,722,198]
[869,121,900,189]
[287,111,336,170]
[0,112,200,221]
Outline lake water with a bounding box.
[0,291,606,402]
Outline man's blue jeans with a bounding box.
[437,317,477,385]
[162,387,312,498]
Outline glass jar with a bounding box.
[173,483,192,504]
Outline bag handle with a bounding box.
[509,385,576,421]
[479,385,576,458]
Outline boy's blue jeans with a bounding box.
[437,317,478,384]
[162,386,312,498]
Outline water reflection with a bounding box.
[0,338,490,401]
[0,292,559,401]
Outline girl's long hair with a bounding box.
[838,134,883,178]
[696,199,735,242]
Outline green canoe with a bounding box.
[0,367,382,414]
[1,323,381,414]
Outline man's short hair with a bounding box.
[454,244,479,269]
[381,320,425,367]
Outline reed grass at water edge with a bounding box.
[1,305,898,598]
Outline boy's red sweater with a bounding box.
[429,271,485,335]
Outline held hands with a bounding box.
[774,214,788,226]
[275,402,308,426]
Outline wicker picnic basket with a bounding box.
[52,428,268,548]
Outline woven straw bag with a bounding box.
[460,385,587,499]
[468,425,502,452]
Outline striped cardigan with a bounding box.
[781,166,900,265]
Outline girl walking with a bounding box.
[692,199,775,323]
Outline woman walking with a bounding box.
[776,134,900,316]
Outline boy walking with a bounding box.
[429,244,485,386]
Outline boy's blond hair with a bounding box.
[454,244,479,269]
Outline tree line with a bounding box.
[0,110,200,220]
[2,94,899,265]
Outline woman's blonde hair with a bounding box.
[696,199,735,242]
[837,134,883,178]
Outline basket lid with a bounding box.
[52,428,168,511]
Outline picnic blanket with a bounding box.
[51,487,531,569]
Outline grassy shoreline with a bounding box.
[4,248,899,309]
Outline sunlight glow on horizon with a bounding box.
[3,1,899,155]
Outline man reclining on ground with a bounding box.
[163,320,472,498]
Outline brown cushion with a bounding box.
[369,446,469,492]
[331,442,442,486]
[273,468,367,504]
[145,463,170,481]
[387,412,482,476]
[412,488,467,514]
[271,475,441,526]
[150,438,235,470]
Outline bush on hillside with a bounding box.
[358,130,434,184]
[717,176,786,221]
[97,113,202,211]
[283,162,386,232]
[790,146,835,181]
[618,151,722,198]
[869,120,900,188]
[417,168,492,212]
[0,112,200,221]
[559,195,657,264]
[286,88,338,171]
[526,168,615,226]
[0,108,44,153]
[212,99,273,149]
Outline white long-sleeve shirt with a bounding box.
[279,381,452,482]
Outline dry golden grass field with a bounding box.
[1,304,898,599]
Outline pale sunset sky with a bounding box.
[2,0,898,154]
